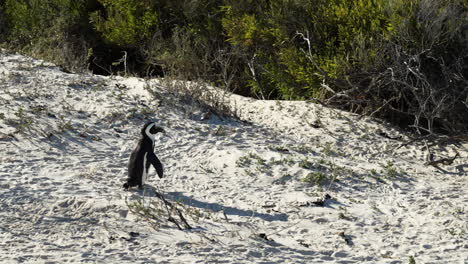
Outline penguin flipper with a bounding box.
[148,153,164,178]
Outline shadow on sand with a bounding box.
[137,185,289,222]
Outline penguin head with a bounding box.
[141,121,164,141]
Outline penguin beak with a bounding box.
[156,127,172,138]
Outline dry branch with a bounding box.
[425,152,460,167]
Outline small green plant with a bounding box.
[214,125,228,136]
[282,156,296,165]
[301,172,328,185]
[255,157,266,167]
[338,212,354,221]
[329,162,346,180]
[57,115,73,132]
[452,207,464,218]
[299,159,314,169]
[447,228,466,237]
[244,169,254,177]
[236,155,252,167]
[381,161,398,178]
[408,256,416,264]
[139,106,154,117]
[11,107,34,133]
[322,142,334,156]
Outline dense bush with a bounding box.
[2,0,96,71]
[337,0,468,133]
[0,0,466,132]
[90,0,158,47]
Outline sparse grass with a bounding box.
[199,164,215,174]
[126,198,166,230]
[15,62,34,71]
[111,89,126,101]
[329,162,347,180]
[452,207,464,218]
[268,144,290,152]
[126,194,207,230]
[126,105,155,119]
[236,152,265,168]
[282,156,296,165]
[298,157,348,183]
[30,104,46,115]
[236,155,253,167]
[139,106,154,117]
[275,100,283,110]
[292,144,315,154]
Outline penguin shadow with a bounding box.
[166,191,289,222]
[133,185,288,222]
[322,196,348,209]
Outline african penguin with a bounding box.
[124,121,164,190]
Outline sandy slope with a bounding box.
[0,50,467,264]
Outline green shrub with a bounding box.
[301,172,328,185]
[1,0,466,132]
[90,0,158,47]
[220,0,392,99]
[2,0,94,72]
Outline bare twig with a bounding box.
[154,186,192,230]
[296,31,330,82]
[425,152,460,167]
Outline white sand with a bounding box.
[0,50,467,263]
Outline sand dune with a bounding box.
[0,50,467,263]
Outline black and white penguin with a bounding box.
[124,121,164,190]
